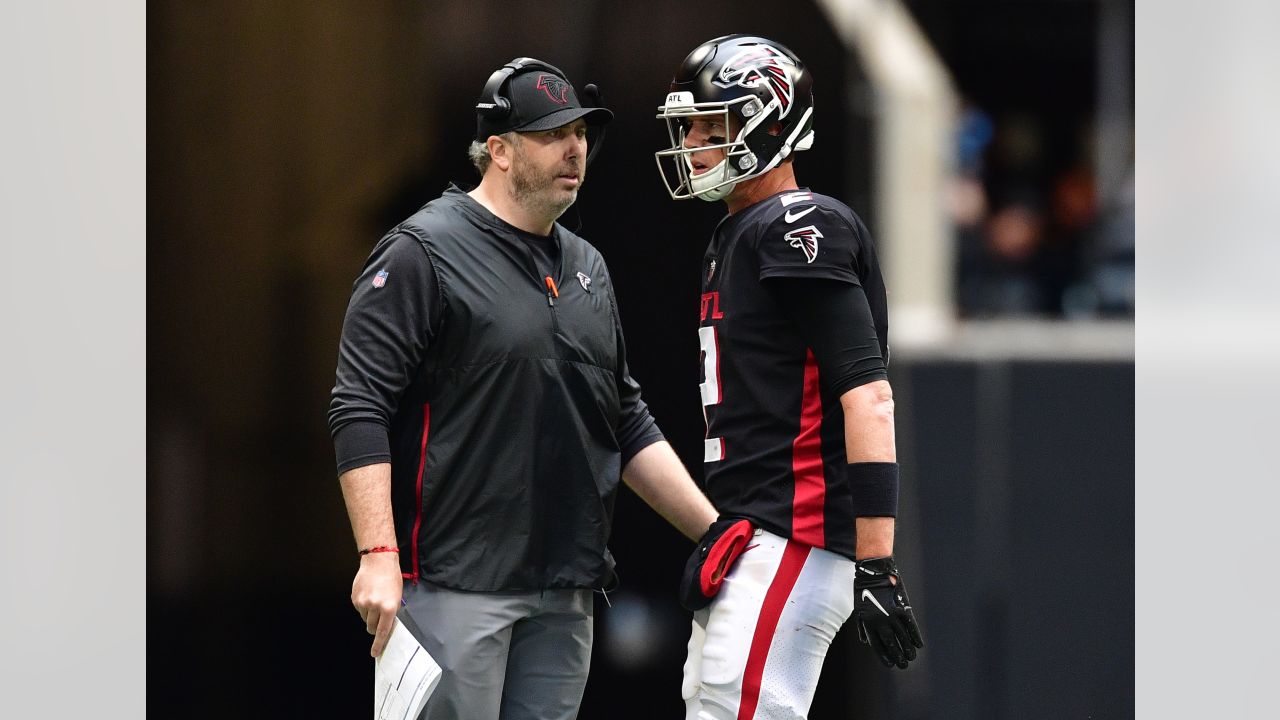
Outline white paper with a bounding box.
[374,617,442,720]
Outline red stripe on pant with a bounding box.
[737,540,811,720]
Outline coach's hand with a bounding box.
[854,556,924,669]
[679,517,754,611]
[351,552,404,658]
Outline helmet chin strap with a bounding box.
[687,157,739,201]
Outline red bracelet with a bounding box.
[358,546,400,556]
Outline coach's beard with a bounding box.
[511,160,583,222]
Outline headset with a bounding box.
[475,57,568,120]
[475,57,607,167]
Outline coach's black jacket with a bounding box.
[328,185,663,591]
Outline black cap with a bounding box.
[475,59,613,141]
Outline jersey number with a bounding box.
[699,325,724,462]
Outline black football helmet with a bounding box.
[656,35,815,201]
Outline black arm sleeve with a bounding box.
[606,272,664,465]
[765,277,888,397]
[328,232,441,474]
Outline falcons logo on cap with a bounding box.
[714,44,796,118]
[784,225,822,263]
[536,74,570,104]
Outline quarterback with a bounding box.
[656,34,925,719]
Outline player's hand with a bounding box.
[854,556,924,669]
[680,517,754,611]
[351,552,404,658]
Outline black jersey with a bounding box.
[698,188,888,560]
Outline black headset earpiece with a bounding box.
[476,64,518,119]
[582,83,606,167]
[476,57,569,120]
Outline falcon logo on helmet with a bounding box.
[784,225,822,263]
[536,74,571,104]
[714,45,796,118]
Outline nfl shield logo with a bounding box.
[372,269,388,288]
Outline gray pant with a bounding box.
[398,580,594,720]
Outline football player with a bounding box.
[656,34,925,719]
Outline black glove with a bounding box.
[854,556,924,669]
[679,517,754,611]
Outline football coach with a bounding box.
[328,57,717,720]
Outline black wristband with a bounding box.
[848,461,899,517]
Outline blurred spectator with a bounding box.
[953,105,1132,319]
[1064,163,1135,317]
[954,106,1051,316]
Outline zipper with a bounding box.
[545,275,559,306]
[544,275,560,333]
[506,229,562,335]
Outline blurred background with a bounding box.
[148,0,1133,717]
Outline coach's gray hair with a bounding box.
[468,132,520,175]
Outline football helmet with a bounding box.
[656,35,815,201]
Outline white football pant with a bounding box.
[682,527,856,720]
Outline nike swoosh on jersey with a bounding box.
[784,206,816,223]
[862,589,891,617]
